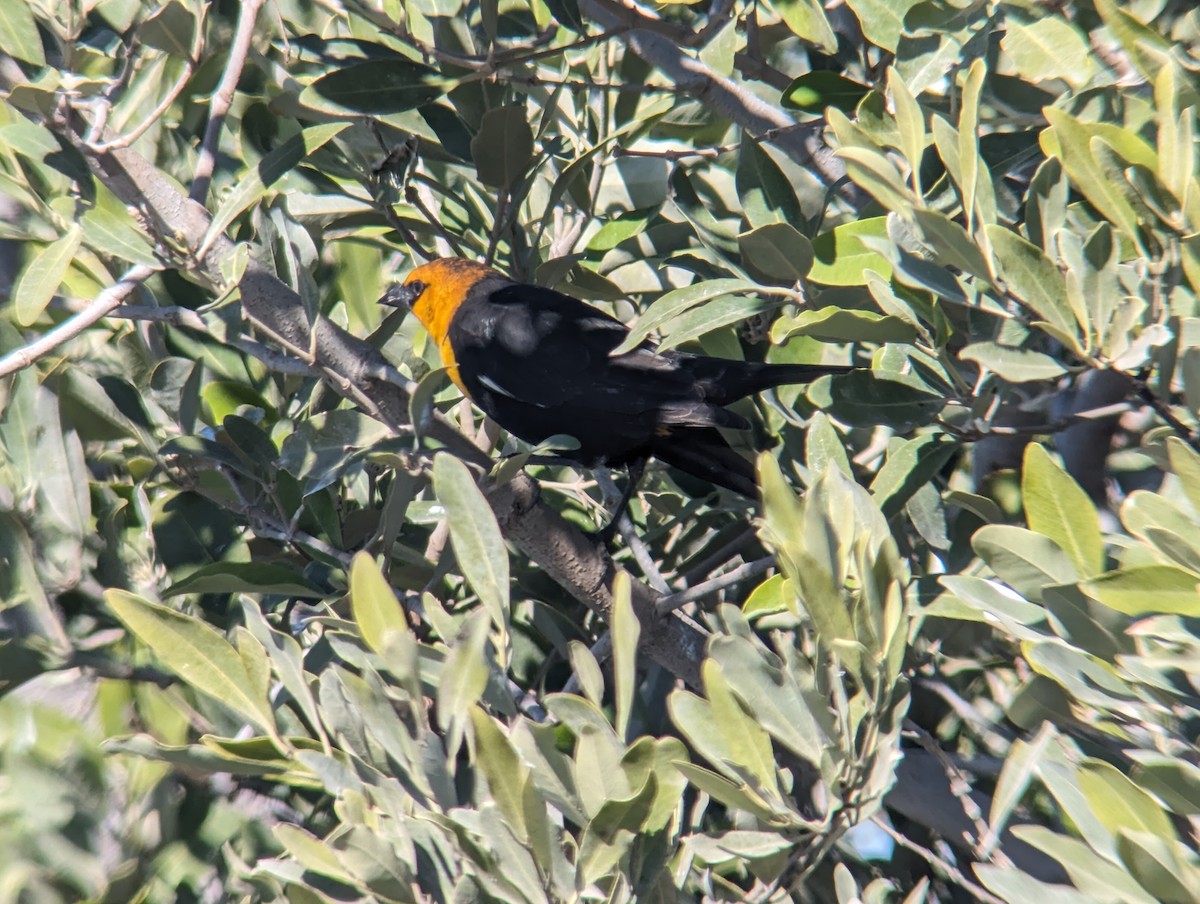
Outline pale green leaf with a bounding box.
[433,453,510,634]
[0,2,45,66]
[1023,444,1103,577]
[1081,565,1200,616]
[13,225,84,326]
[349,551,409,655]
[611,570,639,743]
[985,225,1079,342]
[105,590,274,733]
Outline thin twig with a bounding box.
[1135,380,1200,452]
[904,720,1009,867]
[109,305,318,375]
[0,264,158,377]
[656,556,774,615]
[69,650,176,688]
[871,815,1006,904]
[947,401,1133,441]
[404,185,468,258]
[595,469,671,594]
[614,143,737,161]
[190,0,266,202]
[676,524,756,588]
[111,303,204,328]
[89,9,204,152]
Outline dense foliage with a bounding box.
[1,0,1198,901]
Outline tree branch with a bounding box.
[190,0,266,202]
[0,264,157,377]
[577,0,866,208]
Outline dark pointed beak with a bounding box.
[379,280,426,310]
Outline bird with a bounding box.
[380,257,850,523]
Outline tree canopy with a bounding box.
[1,0,1198,902]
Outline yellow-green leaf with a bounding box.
[1023,444,1103,577]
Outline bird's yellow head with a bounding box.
[379,257,503,391]
[382,258,499,347]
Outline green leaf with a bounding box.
[974,864,1096,904]
[888,69,925,191]
[438,611,493,732]
[301,59,444,115]
[274,824,357,883]
[1166,437,1200,516]
[137,0,196,56]
[738,223,813,283]
[843,0,921,52]
[586,206,656,253]
[1023,444,1103,577]
[349,551,409,655]
[910,209,991,280]
[837,146,917,212]
[1116,830,1200,904]
[701,659,779,793]
[807,371,945,431]
[972,525,1079,601]
[985,225,1078,342]
[13,225,83,325]
[105,590,274,734]
[567,641,605,709]
[1025,640,1134,710]
[804,411,852,478]
[1042,109,1143,244]
[1001,17,1092,86]
[773,0,837,54]
[1010,826,1160,904]
[932,577,1047,642]
[736,140,804,228]
[809,217,893,286]
[1081,565,1200,616]
[959,342,1068,382]
[743,573,790,617]
[0,2,46,66]
[205,123,349,251]
[781,71,868,114]
[1079,760,1177,841]
[986,723,1056,857]
[469,706,535,844]
[1093,0,1173,82]
[164,562,321,598]
[708,634,833,767]
[672,762,783,823]
[614,278,758,354]
[870,434,959,518]
[432,453,510,633]
[773,307,918,344]
[471,105,534,191]
[670,166,739,254]
[657,292,775,351]
[1131,755,1200,816]
[611,570,639,743]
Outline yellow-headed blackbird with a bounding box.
[381,258,850,498]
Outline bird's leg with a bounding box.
[597,458,647,545]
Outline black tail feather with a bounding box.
[689,359,852,405]
[653,428,758,498]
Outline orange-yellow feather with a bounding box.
[403,258,498,392]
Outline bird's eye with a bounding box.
[379,280,427,309]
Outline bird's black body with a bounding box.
[440,275,847,497]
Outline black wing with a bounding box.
[448,284,747,435]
